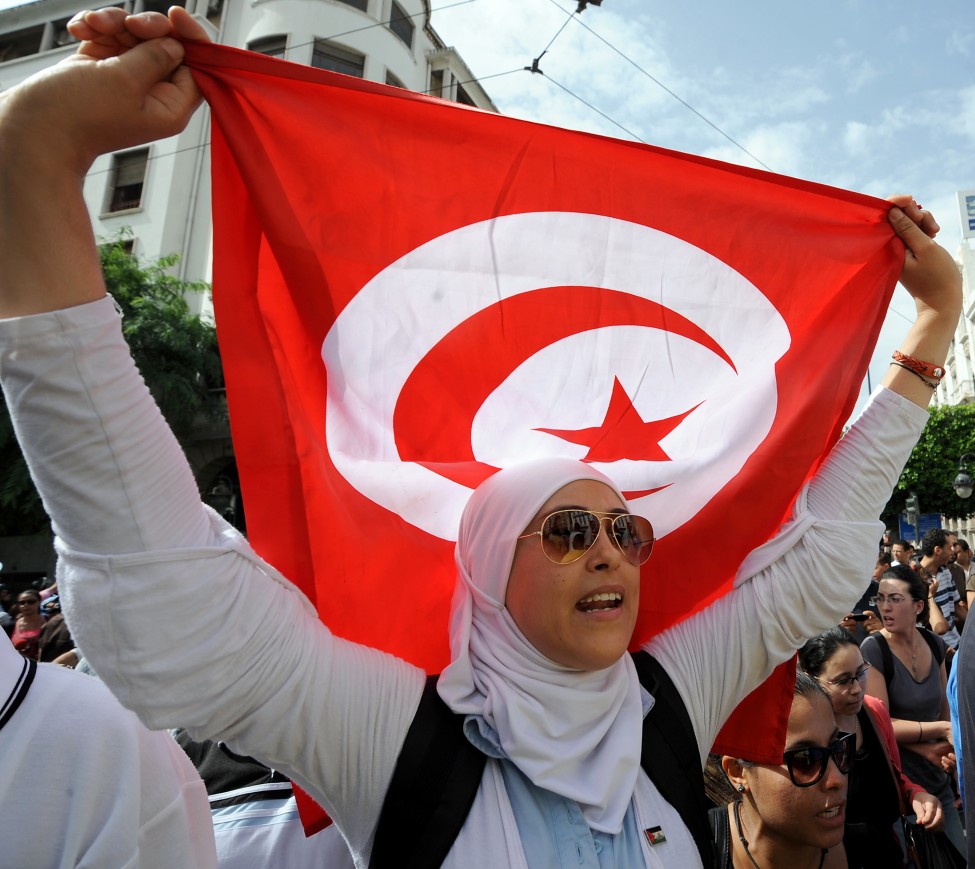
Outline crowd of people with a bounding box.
[7,534,967,867]
[0,5,971,869]
[699,533,969,869]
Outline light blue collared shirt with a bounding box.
[460,689,655,867]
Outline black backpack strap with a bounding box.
[370,674,486,869]
[373,658,715,868]
[918,627,945,665]
[874,630,944,690]
[631,650,715,868]
[872,633,895,691]
[707,805,733,869]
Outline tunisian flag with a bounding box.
[184,41,901,815]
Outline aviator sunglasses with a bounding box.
[781,731,855,787]
[518,510,655,566]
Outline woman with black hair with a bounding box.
[861,564,963,853]
[800,626,942,865]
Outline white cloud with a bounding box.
[960,86,975,140]
[703,121,821,177]
[838,57,878,95]
[947,31,975,57]
[843,121,871,157]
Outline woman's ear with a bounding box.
[721,755,748,793]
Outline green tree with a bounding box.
[882,402,975,528]
[0,235,224,537]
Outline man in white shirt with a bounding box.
[0,633,216,867]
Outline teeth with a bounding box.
[578,592,622,605]
[819,807,840,817]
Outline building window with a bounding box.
[429,69,444,98]
[388,1,414,48]
[456,83,476,106]
[51,16,79,49]
[248,35,287,58]
[385,70,405,89]
[335,0,368,10]
[0,24,45,62]
[107,149,149,213]
[206,0,225,25]
[137,0,187,12]
[312,40,365,78]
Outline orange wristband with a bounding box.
[892,350,945,381]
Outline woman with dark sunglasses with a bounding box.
[717,673,854,869]
[800,627,943,866]
[0,8,964,869]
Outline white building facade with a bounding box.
[0,0,495,300]
[0,0,495,567]
[930,194,975,539]
[935,214,975,410]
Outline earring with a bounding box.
[737,784,745,793]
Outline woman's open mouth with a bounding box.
[576,592,623,613]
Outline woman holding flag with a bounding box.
[0,7,963,869]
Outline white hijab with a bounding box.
[437,458,644,834]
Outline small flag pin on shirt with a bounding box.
[644,826,667,846]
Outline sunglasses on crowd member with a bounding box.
[782,731,855,787]
[518,510,655,566]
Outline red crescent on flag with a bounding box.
[395,284,734,492]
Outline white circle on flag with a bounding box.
[323,212,791,540]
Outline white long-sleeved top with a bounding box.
[0,297,928,867]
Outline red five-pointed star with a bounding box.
[536,377,700,463]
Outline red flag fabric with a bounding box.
[184,42,902,825]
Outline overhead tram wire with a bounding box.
[85,73,530,181]
[522,0,649,142]
[525,1,910,343]
[887,305,915,324]
[519,3,646,143]
[422,67,525,96]
[538,5,576,59]
[82,1,496,180]
[521,3,573,82]
[541,0,771,172]
[542,74,647,143]
[276,0,479,59]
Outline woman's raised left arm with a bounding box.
[881,197,963,408]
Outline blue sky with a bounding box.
[4,0,973,415]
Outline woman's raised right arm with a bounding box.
[0,12,424,850]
